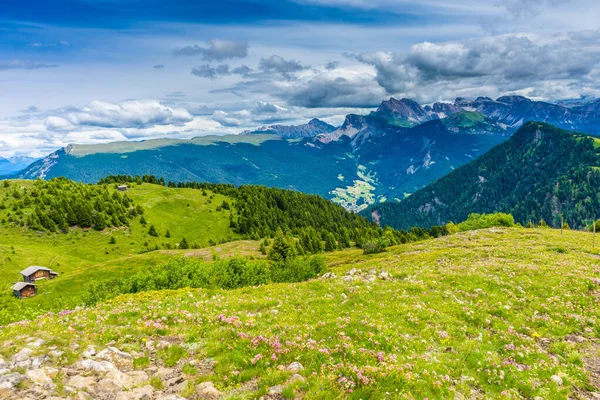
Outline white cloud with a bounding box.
[44,100,193,130]
[173,40,249,60]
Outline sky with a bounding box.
[1,0,600,157]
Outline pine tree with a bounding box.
[179,237,189,249]
[140,215,147,225]
[259,242,267,255]
[109,236,116,244]
[148,224,158,237]
[324,232,337,252]
[165,229,171,238]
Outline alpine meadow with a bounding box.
[3,1,600,400]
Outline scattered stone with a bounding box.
[105,369,136,389]
[268,385,284,395]
[0,373,25,390]
[26,369,54,388]
[287,362,304,373]
[96,378,123,393]
[196,381,222,399]
[96,347,134,371]
[115,385,155,400]
[347,268,357,276]
[565,334,587,343]
[154,367,175,378]
[81,346,96,358]
[551,375,563,385]
[67,375,97,390]
[170,379,188,393]
[12,348,33,362]
[379,271,391,280]
[29,339,46,348]
[48,350,64,359]
[288,374,305,384]
[77,359,118,373]
[321,272,336,279]
[30,356,48,369]
[126,370,149,385]
[157,395,186,400]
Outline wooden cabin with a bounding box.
[20,266,58,283]
[117,185,128,192]
[13,282,37,299]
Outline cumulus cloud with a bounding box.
[44,100,193,131]
[352,30,600,102]
[191,64,255,79]
[191,64,230,79]
[0,60,58,70]
[173,40,249,60]
[259,55,307,75]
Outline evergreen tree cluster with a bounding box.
[1,178,140,233]
[98,175,448,251]
[365,122,600,230]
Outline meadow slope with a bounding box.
[1,228,600,399]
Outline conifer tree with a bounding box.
[179,237,189,249]
[148,224,158,237]
[324,232,337,252]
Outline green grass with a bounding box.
[3,227,600,398]
[0,181,251,324]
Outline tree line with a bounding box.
[1,178,140,232]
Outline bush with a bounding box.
[81,255,327,306]
[456,213,515,232]
[362,239,387,255]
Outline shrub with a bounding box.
[362,239,388,255]
[81,255,326,306]
[456,213,515,232]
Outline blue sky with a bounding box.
[1,0,600,156]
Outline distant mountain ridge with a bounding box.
[242,118,336,138]
[363,122,600,229]
[17,95,600,212]
[0,156,39,175]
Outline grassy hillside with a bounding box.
[366,122,600,230]
[1,227,600,399]
[0,181,246,324]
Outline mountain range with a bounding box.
[363,122,600,230]
[16,95,600,211]
[0,156,39,176]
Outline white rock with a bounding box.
[288,373,305,384]
[48,350,64,359]
[157,395,186,400]
[551,375,563,385]
[30,339,46,348]
[105,369,136,389]
[347,268,357,276]
[126,370,149,385]
[96,378,122,393]
[0,373,24,390]
[12,348,33,362]
[67,375,97,389]
[115,385,155,400]
[196,381,222,399]
[96,347,134,371]
[78,359,118,373]
[287,362,304,372]
[26,369,54,387]
[81,346,96,358]
[268,385,284,395]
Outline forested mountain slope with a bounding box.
[365,122,600,229]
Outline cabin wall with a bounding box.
[20,287,36,298]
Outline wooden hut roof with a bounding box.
[12,282,36,291]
